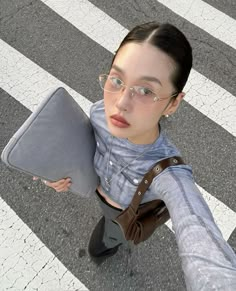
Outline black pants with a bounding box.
[95,190,128,248]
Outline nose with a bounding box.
[129,87,135,97]
[115,86,133,111]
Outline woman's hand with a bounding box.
[33,176,72,192]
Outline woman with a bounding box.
[34,22,236,289]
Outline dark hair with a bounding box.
[112,22,192,94]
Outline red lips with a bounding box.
[110,114,130,128]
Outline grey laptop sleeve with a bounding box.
[1,87,99,197]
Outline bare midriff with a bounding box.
[97,185,123,209]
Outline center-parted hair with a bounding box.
[112,22,193,94]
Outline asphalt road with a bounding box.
[0,1,236,290]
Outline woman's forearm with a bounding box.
[157,169,236,290]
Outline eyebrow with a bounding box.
[111,64,162,86]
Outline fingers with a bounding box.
[33,176,72,192]
[48,178,72,192]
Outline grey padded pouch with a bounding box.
[1,87,99,197]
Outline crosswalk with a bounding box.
[157,0,236,50]
[0,1,235,290]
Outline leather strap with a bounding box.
[130,156,185,212]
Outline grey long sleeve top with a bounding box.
[90,99,236,290]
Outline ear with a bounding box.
[162,92,185,116]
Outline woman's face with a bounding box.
[103,42,184,144]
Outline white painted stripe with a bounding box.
[0,197,88,291]
[41,0,236,137]
[157,0,236,50]
[43,0,127,53]
[1,39,236,240]
[0,40,92,116]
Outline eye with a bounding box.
[109,76,123,88]
[137,86,154,96]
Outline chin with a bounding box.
[107,123,130,139]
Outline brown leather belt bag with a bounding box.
[114,156,185,245]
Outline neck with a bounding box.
[127,125,159,145]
